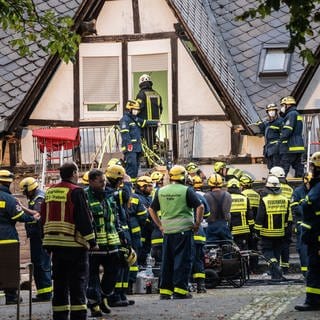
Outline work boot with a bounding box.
[100,298,112,314]
[172,292,193,299]
[90,304,103,317]
[270,262,283,280]
[196,279,207,293]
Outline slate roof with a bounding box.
[170,0,320,120]
[0,0,82,122]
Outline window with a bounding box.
[259,45,291,77]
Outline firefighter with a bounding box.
[255,175,290,281]
[186,162,206,182]
[0,170,40,305]
[279,96,305,177]
[213,161,243,181]
[105,164,135,306]
[41,162,98,320]
[227,178,253,250]
[119,99,159,181]
[136,74,163,150]
[240,174,261,273]
[204,173,233,242]
[85,169,121,317]
[257,103,283,169]
[291,172,311,277]
[270,166,293,274]
[79,171,89,187]
[149,165,204,300]
[190,175,210,293]
[19,177,52,302]
[295,152,320,311]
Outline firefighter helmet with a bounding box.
[139,74,151,85]
[81,171,89,185]
[227,178,240,189]
[280,96,296,105]
[207,173,223,187]
[265,175,280,188]
[106,165,125,180]
[213,161,226,173]
[19,177,38,192]
[150,171,164,182]
[192,175,203,188]
[266,103,277,112]
[310,151,320,167]
[239,174,253,187]
[169,165,186,181]
[186,162,199,174]
[136,175,153,187]
[269,166,285,178]
[125,99,140,110]
[0,170,14,183]
[126,247,137,266]
[107,158,123,168]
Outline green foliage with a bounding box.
[0,0,80,63]
[236,0,320,65]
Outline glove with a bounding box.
[127,144,133,152]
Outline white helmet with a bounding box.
[139,74,151,85]
[265,175,280,188]
[269,166,285,178]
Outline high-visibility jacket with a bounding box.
[229,193,252,235]
[42,181,95,248]
[255,192,289,237]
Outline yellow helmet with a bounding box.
[136,175,153,187]
[265,175,280,188]
[107,158,122,168]
[19,177,38,192]
[169,165,186,181]
[0,170,14,183]
[81,171,89,185]
[186,162,199,174]
[125,99,140,110]
[150,171,164,182]
[213,161,226,173]
[280,96,296,105]
[311,151,320,167]
[207,173,223,187]
[266,103,277,112]
[239,174,253,187]
[192,175,203,188]
[106,165,125,180]
[227,178,240,189]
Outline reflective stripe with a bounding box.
[301,266,308,272]
[283,125,293,130]
[193,273,205,279]
[306,287,320,295]
[115,282,122,288]
[300,222,311,229]
[160,289,172,295]
[131,226,141,233]
[297,115,303,121]
[123,282,129,288]
[289,146,304,151]
[37,286,52,295]
[70,304,87,311]
[131,197,139,205]
[0,239,18,244]
[0,201,5,208]
[12,211,24,220]
[53,305,70,312]
[151,238,163,244]
[193,235,206,242]
[129,265,139,272]
[137,210,147,216]
[174,287,188,295]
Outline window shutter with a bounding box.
[83,56,120,103]
[132,53,168,72]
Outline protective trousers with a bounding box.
[305,245,320,305]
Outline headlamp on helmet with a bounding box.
[265,175,280,188]
[106,165,125,180]
[139,74,151,85]
[186,162,199,174]
[266,103,277,112]
[107,158,123,168]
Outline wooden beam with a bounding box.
[132,0,141,34]
[171,36,178,160]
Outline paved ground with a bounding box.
[1,279,319,320]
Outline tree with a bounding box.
[0,0,81,63]
[237,0,320,64]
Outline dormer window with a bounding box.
[259,44,291,77]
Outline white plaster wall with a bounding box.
[193,121,231,157]
[96,0,133,35]
[178,41,225,115]
[298,65,320,110]
[30,63,73,120]
[139,0,177,33]
[240,135,264,157]
[20,128,36,165]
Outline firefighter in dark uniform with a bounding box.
[149,165,204,300]
[279,96,305,177]
[190,175,210,293]
[85,169,121,317]
[291,172,311,277]
[136,74,163,150]
[0,170,40,305]
[204,173,233,242]
[227,178,253,250]
[255,175,290,281]
[240,174,261,273]
[257,103,283,169]
[19,177,52,302]
[119,100,159,181]
[295,152,320,311]
[41,162,98,320]
[270,166,293,274]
